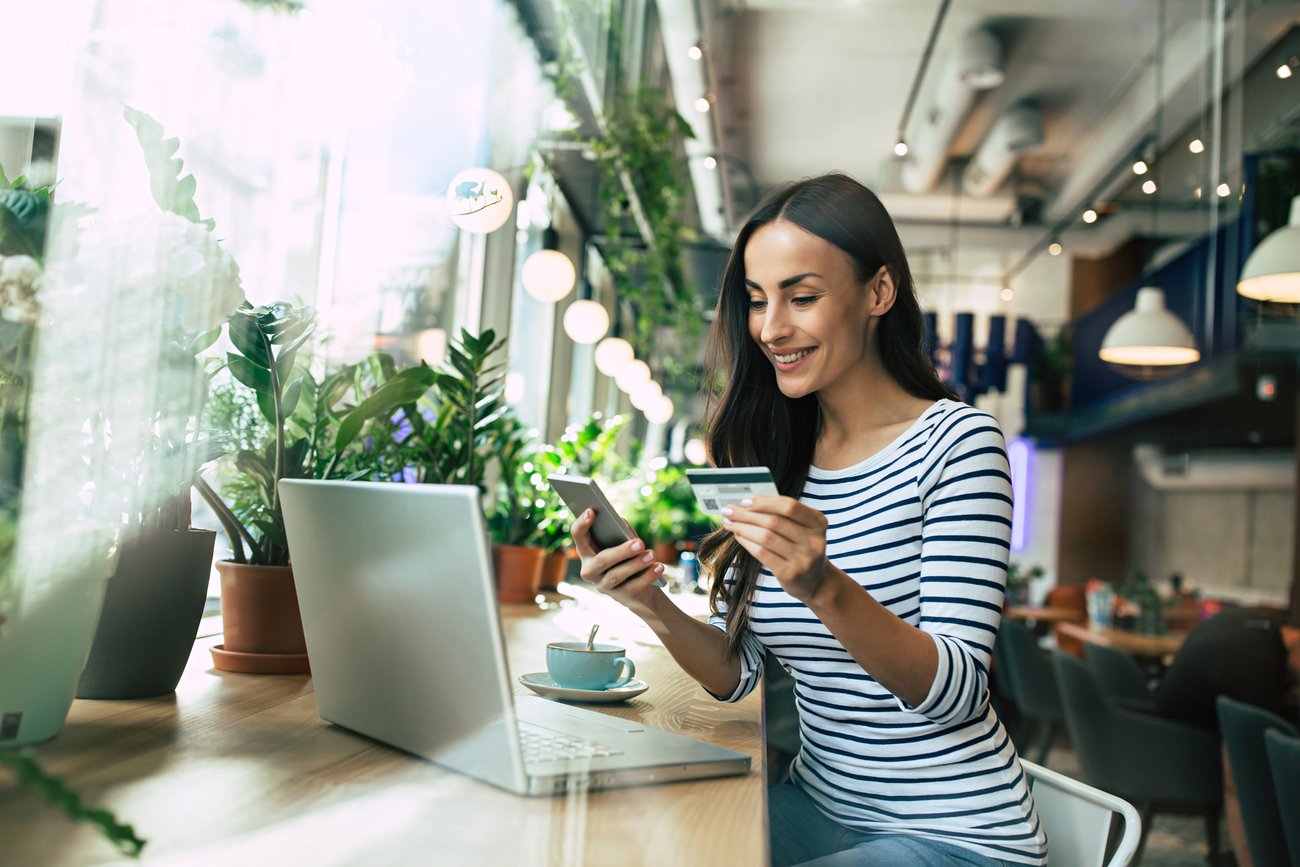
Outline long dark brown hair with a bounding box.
[699,172,954,657]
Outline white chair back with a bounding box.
[1021,759,1142,867]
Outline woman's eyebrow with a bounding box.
[744,271,822,291]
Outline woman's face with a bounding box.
[743,220,885,400]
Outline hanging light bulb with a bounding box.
[1237,195,1300,302]
[630,380,663,410]
[446,167,514,234]
[1099,287,1200,375]
[521,227,576,302]
[645,395,675,425]
[563,300,609,344]
[615,360,651,393]
[594,337,634,376]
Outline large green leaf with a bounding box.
[227,314,271,369]
[123,105,213,228]
[334,366,437,452]
[281,377,303,418]
[227,354,272,394]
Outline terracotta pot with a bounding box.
[538,550,569,592]
[214,561,309,673]
[492,544,544,603]
[653,540,680,565]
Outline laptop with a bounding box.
[278,478,751,796]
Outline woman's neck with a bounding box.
[814,357,935,468]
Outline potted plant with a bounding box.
[487,417,548,603]
[1004,563,1044,609]
[624,464,704,565]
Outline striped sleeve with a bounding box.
[705,575,765,702]
[903,407,1012,724]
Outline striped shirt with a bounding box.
[708,399,1047,865]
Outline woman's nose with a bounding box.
[759,305,792,344]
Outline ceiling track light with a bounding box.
[1142,179,1158,195]
[693,94,712,113]
[1278,57,1296,79]
[687,43,703,61]
[1132,159,1149,176]
[1188,138,1205,154]
[894,139,909,157]
[1082,208,1098,224]
[1047,241,1063,257]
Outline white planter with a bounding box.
[0,575,111,747]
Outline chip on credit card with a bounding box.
[685,467,779,515]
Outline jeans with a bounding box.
[768,782,1018,867]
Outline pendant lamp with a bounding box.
[1097,0,1199,379]
[1098,286,1201,375]
[1237,195,1300,302]
[521,227,576,303]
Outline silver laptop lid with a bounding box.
[279,479,528,794]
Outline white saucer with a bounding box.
[518,672,649,703]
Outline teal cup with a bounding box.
[546,641,635,691]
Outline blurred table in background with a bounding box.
[0,585,764,866]
[1004,606,1085,625]
[1055,620,1189,661]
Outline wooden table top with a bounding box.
[0,586,766,866]
[1004,606,1085,624]
[1055,620,1189,659]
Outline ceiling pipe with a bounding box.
[900,26,1005,194]
[962,105,1043,197]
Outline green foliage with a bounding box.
[548,3,703,398]
[0,749,145,857]
[0,164,51,261]
[238,0,304,12]
[622,464,706,545]
[381,329,508,488]
[122,106,213,229]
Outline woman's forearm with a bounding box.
[634,590,744,698]
[807,566,938,707]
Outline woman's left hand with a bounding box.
[722,496,830,603]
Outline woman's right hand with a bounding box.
[571,508,665,613]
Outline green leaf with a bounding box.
[123,105,209,226]
[281,377,303,417]
[188,325,222,355]
[334,366,437,452]
[227,354,273,395]
[255,389,277,426]
[227,314,271,368]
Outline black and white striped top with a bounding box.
[708,399,1047,865]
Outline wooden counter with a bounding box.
[0,586,766,866]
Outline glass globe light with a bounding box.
[615,360,651,392]
[562,300,609,344]
[446,168,513,234]
[521,249,576,302]
[630,380,662,410]
[645,395,675,425]
[594,337,634,376]
[684,438,708,466]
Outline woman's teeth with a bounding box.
[774,349,812,364]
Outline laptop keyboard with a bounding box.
[519,724,624,764]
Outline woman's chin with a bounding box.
[775,377,814,399]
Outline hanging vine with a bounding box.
[548,0,706,392]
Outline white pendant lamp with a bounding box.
[630,380,663,410]
[644,395,675,425]
[447,167,513,234]
[615,359,651,393]
[1098,286,1200,370]
[594,337,634,376]
[563,299,609,345]
[1237,195,1300,302]
[521,227,576,302]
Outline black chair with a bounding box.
[1264,728,1300,867]
[1052,651,1222,865]
[998,619,1065,764]
[1218,697,1297,867]
[1083,642,1157,712]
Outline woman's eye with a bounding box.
[792,296,817,306]
[747,298,767,310]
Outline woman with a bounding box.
[571,173,1046,866]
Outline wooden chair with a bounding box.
[1022,759,1142,867]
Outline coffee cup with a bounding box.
[546,641,635,691]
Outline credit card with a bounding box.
[685,467,779,514]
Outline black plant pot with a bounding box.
[76,528,217,700]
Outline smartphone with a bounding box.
[547,474,637,550]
